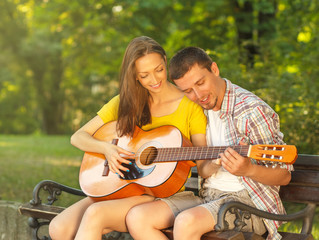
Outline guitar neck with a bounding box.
[154,145,250,162]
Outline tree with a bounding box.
[0,0,318,153]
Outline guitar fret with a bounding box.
[150,145,295,165]
[153,145,250,163]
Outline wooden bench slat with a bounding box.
[19,203,64,221]
[184,177,198,191]
[293,155,319,170]
[290,170,319,187]
[279,232,314,240]
[162,228,249,240]
[202,231,247,240]
[280,185,319,203]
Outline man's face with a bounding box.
[174,63,223,110]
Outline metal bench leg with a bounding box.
[28,217,51,240]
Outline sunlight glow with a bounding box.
[112,5,123,13]
[286,65,299,74]
[297,32,311,43]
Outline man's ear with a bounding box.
[210,62,220,76]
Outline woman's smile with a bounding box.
[150,81,162,89]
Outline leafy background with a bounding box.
[0,0,318,154]
[0,1,318,238]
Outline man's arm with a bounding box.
[220,104,292,186]
[190,134,221,178]
[196,159,221,179]
[219,147,291,186]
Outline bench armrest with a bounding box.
[215,201,316,234]
[30,180,86,206]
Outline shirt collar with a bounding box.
[219,79,235,119]
[204,79,235,118]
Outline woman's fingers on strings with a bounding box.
[108,157,128,177]
[117,147,135,165]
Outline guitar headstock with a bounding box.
[249,145,297,164]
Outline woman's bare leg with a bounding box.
[173,206,215,240]
[126,200,175,240]
[74,195,155,240]
[49,197,95,240]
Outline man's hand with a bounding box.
[219,142,291,186]
[219,147,253,177]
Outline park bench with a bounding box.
[19,154,319,240]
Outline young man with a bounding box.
[169,47,293,240]
[126,47,293,240]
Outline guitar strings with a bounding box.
[138,145,287,163]
[139,146,249,159]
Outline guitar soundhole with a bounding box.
[140,146,158,165]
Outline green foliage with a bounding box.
[279,201,319,238]
[0,0,318,154]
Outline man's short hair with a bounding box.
[169,47,213,81]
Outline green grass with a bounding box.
[278,202,319,238]
[0,134,84,206]
[0,135,318,238]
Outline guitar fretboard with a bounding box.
[152,145,250,162]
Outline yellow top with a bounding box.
[97,94,206,139]
[97,94,206,192]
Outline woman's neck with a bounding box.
[148,82,184,117]
[149,82,182,105]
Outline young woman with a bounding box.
[48,36,207,240]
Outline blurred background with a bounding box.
[0,1,318,238]
[0,0,318,154]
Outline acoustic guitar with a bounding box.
[79,121,297,201]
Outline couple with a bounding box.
[49,36,293,240]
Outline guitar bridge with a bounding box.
[102,138,119,176]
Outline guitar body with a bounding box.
[79,121,195,201]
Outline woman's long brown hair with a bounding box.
[117,36,166,137]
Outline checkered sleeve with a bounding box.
[248,104,293,171]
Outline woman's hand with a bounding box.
[103,142,135,177]
[70,116,135,177]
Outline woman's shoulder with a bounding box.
[98,94,120,116]
[109,94,120,103]
[101,94,120,107]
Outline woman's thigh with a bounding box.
[89,195,155,232]
[49,197,94,238]
[127,198,177,230]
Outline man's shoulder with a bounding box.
[231,83,273,112]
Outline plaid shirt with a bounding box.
[205,79,294,240]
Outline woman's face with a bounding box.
[135,53,167,94]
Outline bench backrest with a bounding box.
[187,154,319,205]
[280,154,319,204]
